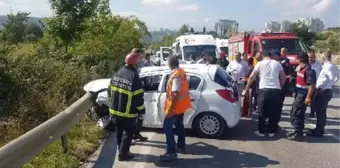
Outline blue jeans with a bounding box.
[163,114,185,154]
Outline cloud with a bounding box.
[177,4,199,11]
[142,0,199,11]
[312,0,334,13]
[141,0,178,6]
[263,0,334,16]
[203,18,211,22]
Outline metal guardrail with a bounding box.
[0,93,94,168]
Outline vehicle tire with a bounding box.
[194,112,226,138]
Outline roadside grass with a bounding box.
[23,118,104,168]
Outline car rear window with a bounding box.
[214,67,232,87]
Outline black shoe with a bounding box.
[160,152,178,161]
[133,134,148,141]
[118,153,135,161]
[176,147,185,153]
[310,113,315,118]
[306,130,324,137]
[287,132,304,141]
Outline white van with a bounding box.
[159,34,218,64]
[215,38,229,57]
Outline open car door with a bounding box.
[160,47,172,66]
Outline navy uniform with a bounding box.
[108,54,146,161]
[288,63,316,141]
[278,56,291,120]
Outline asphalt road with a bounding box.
[81,83,340,168]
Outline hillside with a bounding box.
[0,15,43,29]
[314,27,340,54]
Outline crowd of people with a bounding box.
[107,47,339,162]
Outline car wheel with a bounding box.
[194,112,226,138]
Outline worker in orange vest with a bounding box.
[160,56,192,161]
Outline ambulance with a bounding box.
[215,38,229,58]
[159,34,218,65]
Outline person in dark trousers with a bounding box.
[244,50,286,137]
[245,57,257,112]
[108,53,146,161]
[130,48,148,142]
[273,48,291,125]
[160,56,192,161]
[308,48,322,118]
[307,51,340,137]
[287,52,316,141]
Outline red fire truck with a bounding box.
[228,31,308,66]
[228,32,309,116]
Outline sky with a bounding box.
[0,0,339,31]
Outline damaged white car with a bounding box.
[84,64,241,138]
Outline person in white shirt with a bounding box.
[227,52,249,100]
[141,53,155,67]
[243,50,286,137]
[308,49,322,117]
[306,51,340,137]
[196,53,208,64]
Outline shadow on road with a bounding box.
[134,141,280,168]
[80,133,117,168]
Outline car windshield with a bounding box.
[214,67,232,88]
[219,47,228,54]
[261,39,307,55]
[183,45,216,61]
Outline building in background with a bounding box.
[264,21,281,33]
[280,20,292,32]
[295,17,325,32]
[214,19,239,37]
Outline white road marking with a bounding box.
[282,106,340,142]
[305,123,340,142]
[132,132,155,168]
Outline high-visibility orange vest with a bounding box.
[164,68,192,115]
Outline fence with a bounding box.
[0,93,94,168]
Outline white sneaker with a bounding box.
[255,130,265,137]
[268,133,275,137]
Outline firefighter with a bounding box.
[160,56,192,161]
[130,48,148,142]
[287,52,316,141]
[108,53,146,161]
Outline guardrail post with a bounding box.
[61,135,68,153]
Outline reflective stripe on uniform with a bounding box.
[109,109,137,118]
[110,86,144,118]
[166,92,190,100]
[137,104,145,110]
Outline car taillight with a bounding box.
[216,89,237,103]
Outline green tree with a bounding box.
[327,33,340,53]
[203,27,206,33]
[190,27,194,33]
[207,31,218,38]
[47,0,100,52]
[25,23,43,42]
[0,12,30,45]
[225,28,235,38]
[290,22,316,47]
[179,24,189,35]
